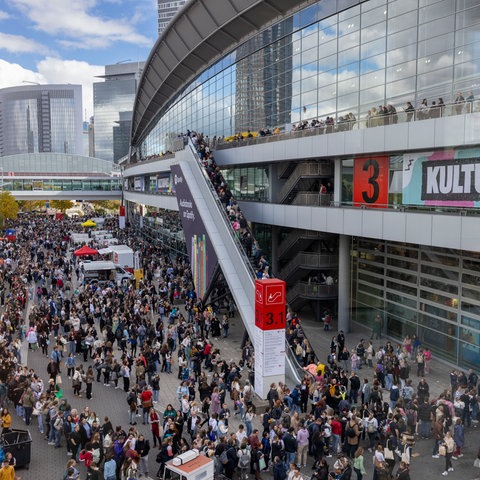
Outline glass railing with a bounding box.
[212,99,480,151]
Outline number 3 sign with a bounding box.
[353,156,389,207]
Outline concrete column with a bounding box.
[271,226,279,274]
[338,234,351,333]
[333,158,342,206]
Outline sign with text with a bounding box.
[171,164,218,300]
[403,150,480,207]
[353,156,389,207]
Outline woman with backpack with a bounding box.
[237,440,251,480]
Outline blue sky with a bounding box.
[0,0,157,118]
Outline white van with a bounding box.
[83,261,133,286]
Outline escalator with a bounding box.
[175,139,311,385]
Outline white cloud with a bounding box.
[0,32,46,54]
[0,10,11,20]
[11,0,152,50]
[0,59,46,86]
[37,57,104,119]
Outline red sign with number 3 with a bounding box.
[353,156,389,208]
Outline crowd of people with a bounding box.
[1,174,480,480]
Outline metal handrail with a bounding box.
[187,138,257,280]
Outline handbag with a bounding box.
[473,458,480,468]
[401,446,410,464]
[439,445,447,457]
[259,456,266,471]
[384,447,394,461]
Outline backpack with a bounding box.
[238,449,251,469]
[346,424,356,438]
[220,449,229,465]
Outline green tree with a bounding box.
[50,200,74,212]
[0,191,19,227]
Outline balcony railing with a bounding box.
[212,99,480,151]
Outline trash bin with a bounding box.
[1,429,32,469]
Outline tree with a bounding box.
[50,200,74,212]
[91,200,120,212]
[17,200,46,212]
[0,191,19,226]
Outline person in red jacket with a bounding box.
[79,443,94,468]
[140,386,153,424]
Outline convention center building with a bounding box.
[123,0,480,370]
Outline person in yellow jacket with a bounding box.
[1,407,12,434]
[0,460,15,480]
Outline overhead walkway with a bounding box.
[176,139,306,383]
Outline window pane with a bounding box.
[387,26,418,50]
[419,0,455,24]
[418,16,455,41]
[387,10,418,34]
[361,38,386,58]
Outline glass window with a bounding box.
[337,92,359,111]
[361,53,386,73]
[387,26,418,51]
[317,69,337,87]
[386,60,417,82]
[360,70,386,89]
[388,0,418,18]
[417,51,454,75]
[387,45,418,67]
[338,47,359,66]
[417,66,453,88]
[338,63,359,79]
[418,33,454,57]
[386,77,416,99]
[387,10,418,34]
[457,0,480,10]
[318,53,338,72]
[337,76,359,96]
[361,0,387,13]
[418,16,455,41]
[318,83,337,102]
[455,62,479,81]
[361,38,386,58]
[318,38,338,58]
[360,85,385,106]
[338,31,360,51]
[454,43,480,65]
[302,46,319,64]
[419,0,455,24]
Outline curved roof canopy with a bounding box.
[131,0,311,145]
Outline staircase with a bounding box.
[278,161,332,204]
[278,251,338,283]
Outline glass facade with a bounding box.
[352,238,480,369]
[136,0,480,159]
[94,63,141,163]
[0,85,83,157]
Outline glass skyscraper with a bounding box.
[0,84,83,157]
[158,0,187,36]
[93,62,144,163]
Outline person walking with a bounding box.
[353,446,366,480]
[441,431,455,476]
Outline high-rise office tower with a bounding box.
[0,84,83,157]
[93,62,144,163]
[158,0,187,36]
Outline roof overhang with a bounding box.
[131,0,314,146]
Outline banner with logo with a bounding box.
[171,164,218,300]
[403,150,480,207]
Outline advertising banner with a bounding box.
[402,150,480,207]
[353,156,389,207]
[171,164,218,300]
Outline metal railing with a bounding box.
[278,229,328,259]
[279,252,338,281]
[186,138,257,281]
[279,162,332,204]
[287,281,338,304]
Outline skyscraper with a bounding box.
[0,84,83,157]
[158,0,186,36]
[93,62,143,163]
